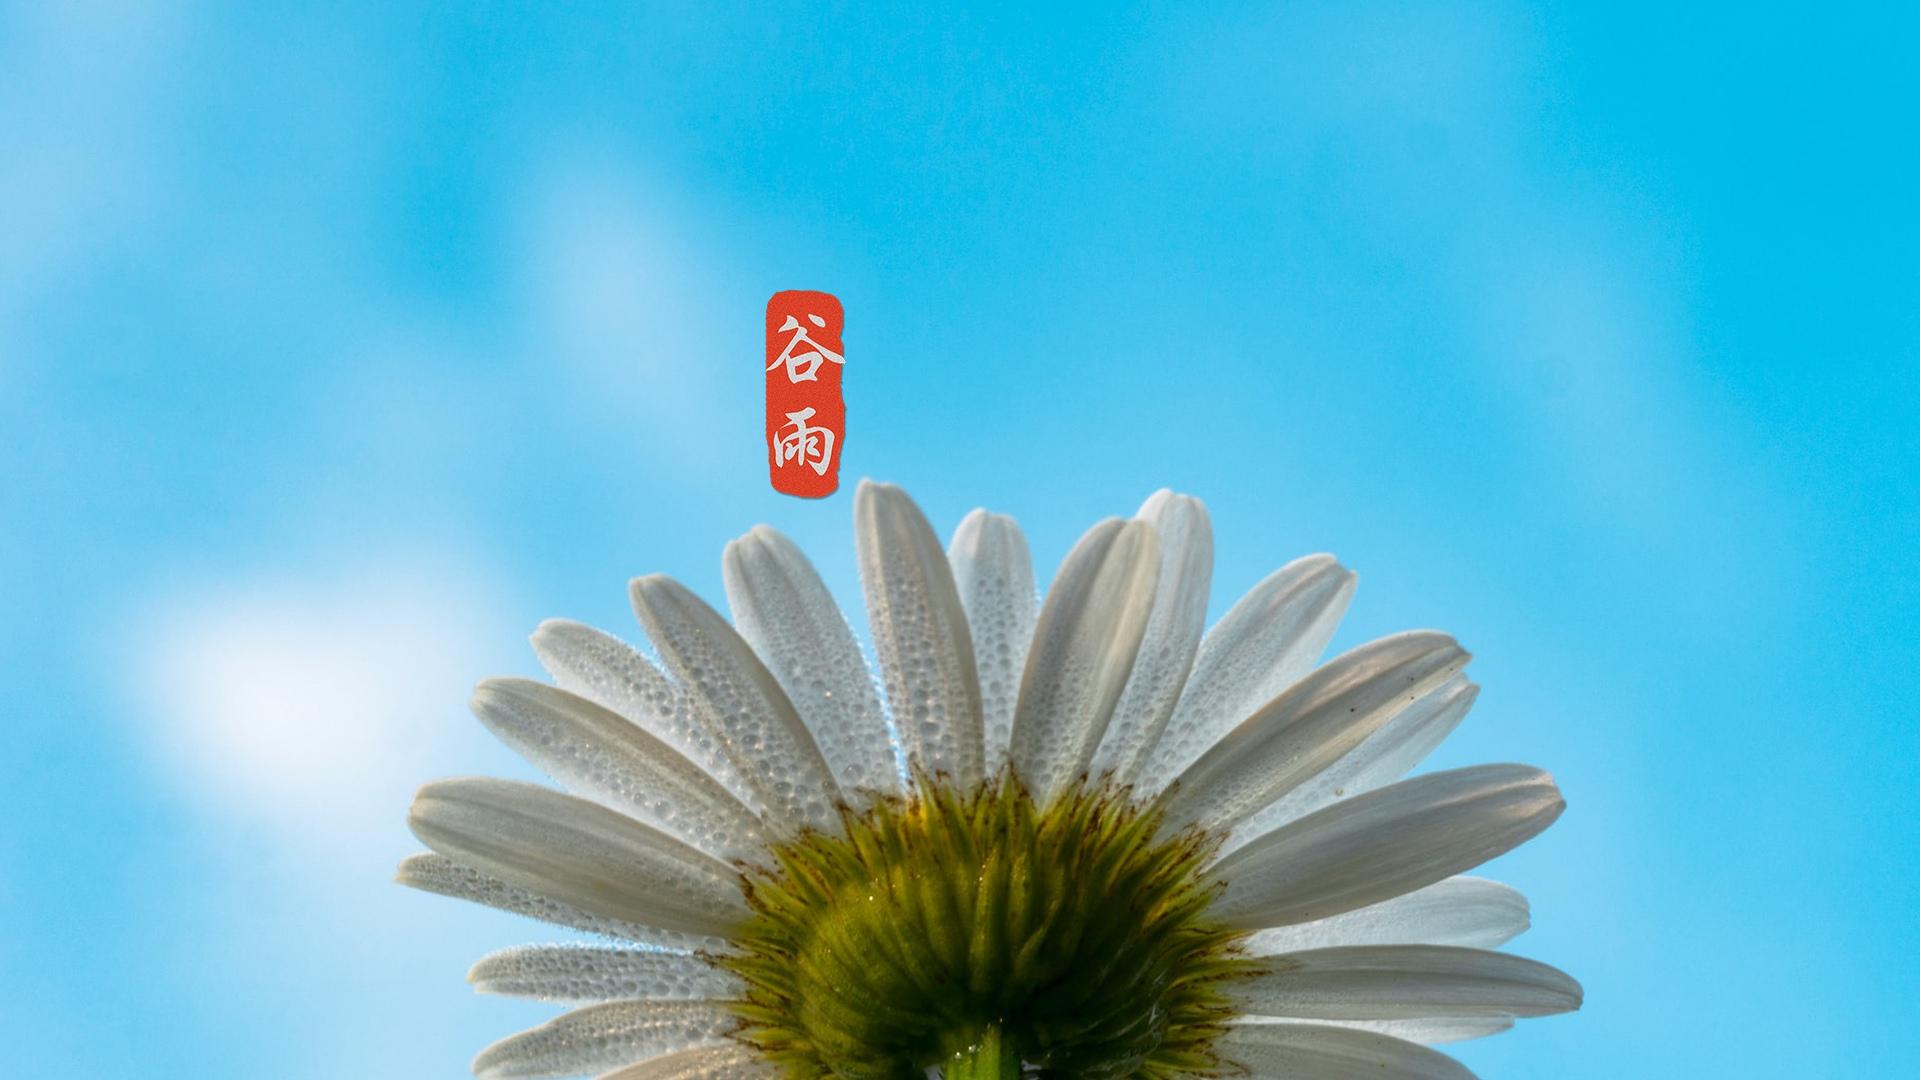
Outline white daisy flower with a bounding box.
[402,481,1580,1080]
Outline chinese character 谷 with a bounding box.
[767,312,845,383]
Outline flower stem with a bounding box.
[946,1024,1020,1080]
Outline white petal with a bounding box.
[1215,1023,1475,1079]
[855,480,985,786]
[471,678,765,863]
[1134,555,1356,796]
[1211,765,1565,929]
[531,620,758,811]
[1231,945,1583,1019]
[1246,877,1530,953]
[1222,675,1479,855]
[594,1044,780,1080]
[408,778,747,938]
[468,945,743,1003]
[395,853,725,953]
[723,525,899,801]
[1088,491,1213,786]
[1157,632,1470,836]
[1007,518,1160,803]
[947,509,1036,778]
[1253,1016,1516,1045]
[630,576,841,832]
[472,1000,734,1080]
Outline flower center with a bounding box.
[721,774,1252,1079]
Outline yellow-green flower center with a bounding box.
[721,774,1254,1079]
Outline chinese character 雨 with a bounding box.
[772,406,836,476]
[767,312,845,383]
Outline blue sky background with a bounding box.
[3,2,1915,1077]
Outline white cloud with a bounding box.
[136,554,517,854]
[0,1,183,354]
[512,152,758,480]
[128,553,548,1079]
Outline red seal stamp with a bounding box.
[765,291,845,498]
